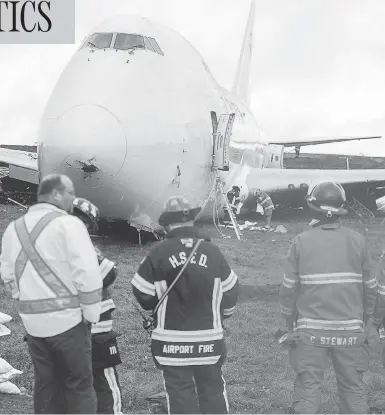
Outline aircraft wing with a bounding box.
[0,148,38,171]
[242,168,385,210]
[0,148,38,185]
[268,135,382,147]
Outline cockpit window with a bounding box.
[81,32,164,56]
[114,33,145,50]
[146,37,164,56]
[85,33,113,49]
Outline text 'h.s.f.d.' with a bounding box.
[0,0,75,44]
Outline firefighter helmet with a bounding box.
[158,196,201,227]
[72,197,100,231]
[306,180,348,216]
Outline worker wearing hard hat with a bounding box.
[132,196,239,414]
[72,197,123,415]
[0,174,102,414]
[278,180,377,414]
[254,189,274,229]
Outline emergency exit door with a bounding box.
[211,112,235,171]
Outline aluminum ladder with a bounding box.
[214,170,245,241]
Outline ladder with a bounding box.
[346,197,375,224]
[214,169,245,241]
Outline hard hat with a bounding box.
[306,180,348,216]
[158,196,201,227]
[73,197,100,231]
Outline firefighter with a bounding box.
[72,197,123,415]
[279,180,377,414]
[254,189,274,229]
[223,186,241,222]
[0,174,102,414]
[131,196,239,414]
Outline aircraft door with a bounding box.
[211,112,235,171]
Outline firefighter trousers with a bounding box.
[289,341,369,414]
[26,321,97,414]
[93,366,123,414]
[162,362,229,414]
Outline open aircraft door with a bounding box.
[211,112,235,171]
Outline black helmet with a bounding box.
[306,180,348,216]
[73,197,100,232]
[158,196,201,227]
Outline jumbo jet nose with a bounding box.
[39,104,127,177]
[39,104,132,218]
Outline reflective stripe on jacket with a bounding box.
[92,251,117,334]
[279,221,376,333]
[0,203,102,337]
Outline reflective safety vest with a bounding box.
[14,211,82,314]
[1,204,103,337]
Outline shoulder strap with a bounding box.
[153,238,204,316]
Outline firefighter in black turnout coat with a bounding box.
[132,196,239,414]
[72,197,123,414]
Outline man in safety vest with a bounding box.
[254,189,274,229]
[72,197,123,415]
[279,180,377,414]
[0,174,102,414]
[132,196,239,414]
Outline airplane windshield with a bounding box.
[114,33,164,55]
[85,33,113,49]
[80,32,164,56]
[114,33,145,50]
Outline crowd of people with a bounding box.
[0,173,239,414]
[1,173,385,414]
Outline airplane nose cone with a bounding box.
[39,104,127,177]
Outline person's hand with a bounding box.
[275,329,301,346]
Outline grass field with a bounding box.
[2,204,385,413]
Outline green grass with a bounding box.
[2,205,385,413]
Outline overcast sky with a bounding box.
[1,0,385,156]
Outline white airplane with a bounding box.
[0,1,384,234]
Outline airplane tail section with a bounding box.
[231,0,256,105]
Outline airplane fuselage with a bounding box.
[38,15,268,231]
